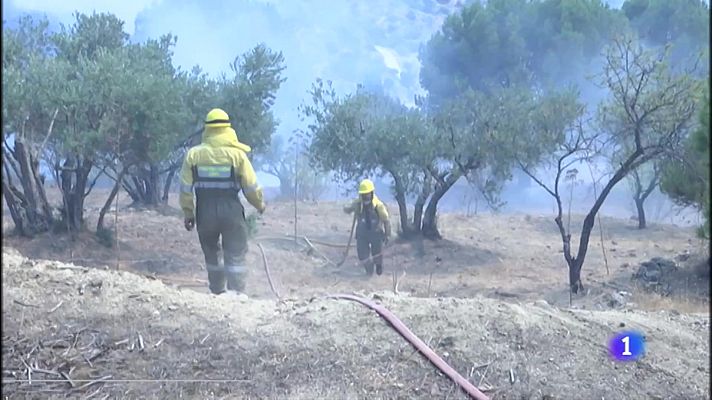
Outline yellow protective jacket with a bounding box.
[179,126,264,219]
[344,194,392,237]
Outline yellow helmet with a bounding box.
[358,179,375,194]
[205,108,231,128]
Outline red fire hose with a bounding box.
[326,294,490,400]
[256,241,490,399]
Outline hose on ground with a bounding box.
[337,211,358,266]
[326,294,491,400]
[255,240,489,399]
[257,242,281,299]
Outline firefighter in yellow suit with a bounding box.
[179,108,266,295]
[344,179,392,276]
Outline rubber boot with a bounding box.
[208,270,226,294]
[364,262,374,276]
[376,264,383,275]
[226,272,246,293]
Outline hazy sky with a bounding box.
[2,0,635,188]
[3,0,441,126]
[2,0,626,130]
[3,0,699,221]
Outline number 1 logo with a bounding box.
[609,331,645,362]
[621,336,632,356]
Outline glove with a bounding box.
[184,216,195,231]
[257,203,266,215]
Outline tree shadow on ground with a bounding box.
[319,236,505,279]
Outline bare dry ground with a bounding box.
[2,248,710,400]
[2,188,710,399]
[3,188,709,309]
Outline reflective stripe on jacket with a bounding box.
[179,126,263,218]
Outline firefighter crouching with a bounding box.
[344,179,392,276]
[179,108,266,295]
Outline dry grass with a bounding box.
[2,248,710,399]
[3,187,708,314]
[631,290,710,314]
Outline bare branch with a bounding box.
[84,165,109,197]
[516,160,556,198]
[37,107,60,157]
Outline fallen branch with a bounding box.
[199,334,210,345]
[255,235,338,265]
[478,362,493,387]
[48,301,64,313]
[257,243,281,299]
[427,272,434,297]
[48,264,90,272]
[392,269,406,294]
[13,299,39,308]
[60,371,76,388]
[274,235,349,248]
[72,375,112,392]
[137,333,145,351]
[469,361,492,378]
[300,236,337,265]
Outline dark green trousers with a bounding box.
[196,191,248,294]
[356,229,384,276]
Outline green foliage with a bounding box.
[487,85,585,204]
[218,44,287,154]
[622,0,709,72]
[2,16,62,144]
[3,11,287,234]
[3,11,286,170]
[303,78,581,236]
[302,80,433,188]
[660,85,710,237]
[420,0,629,104]
[596,36,702,156]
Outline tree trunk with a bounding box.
[630,164,659,231]
[59,156,92,233]
[413,175,432,234]
[413,194,426,234]
[1,178,27,236]
[279,178,294,200]
[122,175,141,204]
[421,171,461,240]
[390,173,414,238]
[421,192,444,240]
[70,163,91,231]
[124,164,163,207]
[15,138,39,217]
[161,166,178,204]
[30,156,53,223]
[564,148,654,294]
[3,140,53,235]
[147,164,161,205]
[98,166,128,232]
[569,258,584,294]
[635,197,647,229]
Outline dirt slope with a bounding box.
[2,247,709,400]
